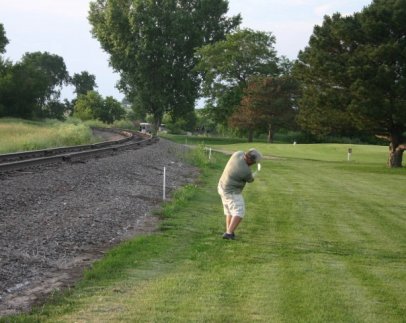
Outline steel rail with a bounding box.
[0,128,133,163]
[0,128,159,172]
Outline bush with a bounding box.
[56,122,92,146]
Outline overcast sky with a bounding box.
[0,0,372,101]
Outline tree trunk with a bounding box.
[152,114,161,136]
[247,129,254,142]
[388,144,405,168]
[267,124,273,143]
[387,131,405,168]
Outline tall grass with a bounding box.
[3,140,405,322]
[0,118,94,153]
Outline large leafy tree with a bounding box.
[95,96,127,124]
[0,52,70,119]
[88,0,240,131]
[0,23,10,117]
[0,26,70,119]
[294,0,406,167]
[74,91,103,121]
[20,52,70,108]
[194,28,280,125]
[74,91,126,124]
[71,71,97,97]
[229,76,298,142]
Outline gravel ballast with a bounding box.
[0,139,198,316]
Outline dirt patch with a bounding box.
[0,139,197,317]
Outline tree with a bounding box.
[0,52,70,119]
[74,91,103,121]
[0,23,11,116]
[20,52,70,108]
[0,27,70,119]
[293,0,406,167]
[95,96,126,124]
[88,0,241,132]
[194,28,280,125]
[74,91,126,124]
[229,76,298,142]
[42,99,71,120]
[71,71,97,96]
[0,23,9,54]
[0,62,33,118]
[1,52,70,119]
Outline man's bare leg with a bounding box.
[227,215,242,234]
[226,215,232,232]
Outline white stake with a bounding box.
[209,147,212,160]
[163,166,166,200]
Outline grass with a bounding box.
[2,138,405,322]
[0,118,101,154]
[161,133,249,146]
[161,133,389,164]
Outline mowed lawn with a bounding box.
[8,141,405,322]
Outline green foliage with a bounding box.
[160,133,247,145]
[71,71,97,97]
[185,144,216,168]
[20,52,70,106]
[82,118,134,131]
[0,25,71,121]
[73,91,101,121]
[195,28,280,125]
[94,96,126,124]
[162,110,197,134]
[293,0,406,166]
[0,23,9,54]
[110,118,137,130]
[195,107,217,134]
[41,99,70,120]
[0,51,70,119]
[54,121,93,146]
[88,0,241,129]
[229,76,299,142]
[73,91,126,124]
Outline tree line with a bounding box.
[1,0,405,167]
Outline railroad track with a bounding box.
[0,127,159,172]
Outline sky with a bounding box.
[0,0,372,101]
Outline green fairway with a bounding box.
[6,141,405,322]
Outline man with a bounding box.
[218,148,263,240]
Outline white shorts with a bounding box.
[218,186,245,218]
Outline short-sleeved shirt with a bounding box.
[218,151,254,194]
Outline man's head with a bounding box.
[245,148,263,166]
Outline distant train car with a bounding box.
[139,122,152,133]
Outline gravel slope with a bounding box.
[0,139,198,316]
